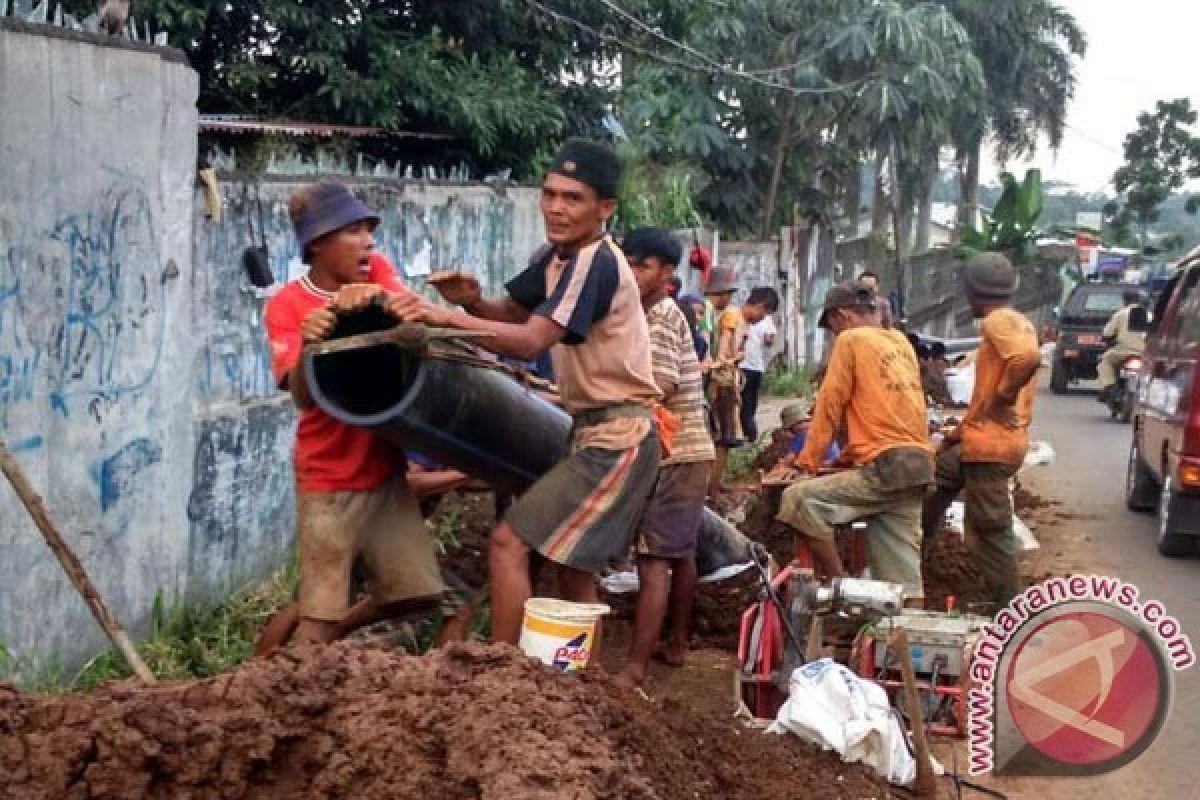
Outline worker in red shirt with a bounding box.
[264,181,445,645]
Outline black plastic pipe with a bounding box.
[304,312,753,569]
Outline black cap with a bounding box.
[961,252,1018,300]
[818,282,876,328]
[547,138,620,199]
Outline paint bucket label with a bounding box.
[518,598,610,672]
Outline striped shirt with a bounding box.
[647,298,715,465]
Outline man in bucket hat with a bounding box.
[922,253,1041,607]
[390,138,663,646]
[774,283,933,603]
[262,181,446,645]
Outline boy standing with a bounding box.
[739,287,780,441]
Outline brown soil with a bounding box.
[1013,484,1061,520]
[921,527,990,612]
[0,642,894,800]
[753,430,792,473]
[434,491,495,592]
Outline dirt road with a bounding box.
[973,385,1200,799]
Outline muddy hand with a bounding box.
[427,270,482,307]
[385,292,456,327]
[301,307,337,344]
[332,283,384,313]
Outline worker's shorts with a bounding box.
[507,430,660,572]
[297,477,444,621]
[636,460,712,560]
[776,467,926,599]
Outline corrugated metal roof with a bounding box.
[198,115,451,140]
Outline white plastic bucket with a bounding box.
[518,597,610,672]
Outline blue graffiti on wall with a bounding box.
[47,188,170,414]
[93,437,163,512]
[0,186,172,434]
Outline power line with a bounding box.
[525,0,868,97]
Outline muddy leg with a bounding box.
[662,555,697,667]
[489,522,532,645]
[617,557,670,687]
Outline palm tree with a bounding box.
[945,0,1087,228]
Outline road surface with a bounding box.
[982,385,1200,799]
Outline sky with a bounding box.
[982,0,1198,194]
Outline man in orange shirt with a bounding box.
[775,284,934,601]
[922,253,1041,606]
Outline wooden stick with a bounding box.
[891,628,937,797]
[306,323,493,357]
[0,438,156,684]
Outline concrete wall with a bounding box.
[0,24,199,664]
[0,21,548,667]
[188,179,545,601]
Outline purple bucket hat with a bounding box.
[292,182,380,249]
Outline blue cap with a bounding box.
[291,182,380,250]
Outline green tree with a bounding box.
[63,0,625,178]
[944,0,1087,228]
[1109,98,1200,251]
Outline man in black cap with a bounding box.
[391,138,663,645]
[921,253,1041,607]
[775,283,933,602]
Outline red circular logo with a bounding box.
[1005,610,1165,767]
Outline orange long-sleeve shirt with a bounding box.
[958,307,1041,466]
[798,326,930,472]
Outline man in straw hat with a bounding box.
[774,283,934,602]
[390,138,663,645]
[921,253,1041,607]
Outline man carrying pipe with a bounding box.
[262,182,447,646]
[390,139,663,645]
[774,284,934,605]
[615,227,716,686]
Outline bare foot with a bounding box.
[613,664,648,689]
[654,639,688,668]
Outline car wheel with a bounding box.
[1126,435,1158,512]
[1157,474,1197,557]
[1050,358,1069,394]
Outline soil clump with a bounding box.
[0,642,893,800]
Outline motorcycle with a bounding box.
[1106,353,1144,423]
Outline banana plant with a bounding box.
[956,168,1044,263]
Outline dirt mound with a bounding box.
[0,642,891,800]
[921,527,990,612]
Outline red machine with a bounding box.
[735,551,982,737]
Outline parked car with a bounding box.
[1050,282,1142,394]
[1126,257,1200,556]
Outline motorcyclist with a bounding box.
[1097,289,1147,404]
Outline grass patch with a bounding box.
[762,365,811,397]
[429,497,462,555]
[723,437,768,483]
[0,559,300,693]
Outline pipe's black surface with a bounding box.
[305,312,753,570]
[304,313,570,497]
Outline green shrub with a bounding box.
[762,365,811,397]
